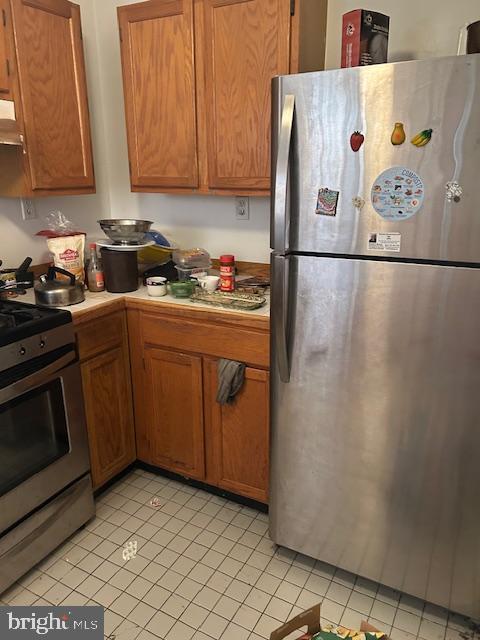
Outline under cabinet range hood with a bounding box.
[0,99,23,146]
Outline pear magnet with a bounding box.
[391,122,406,145]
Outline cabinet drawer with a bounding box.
[141,313,269,368]
[76,312,125,361]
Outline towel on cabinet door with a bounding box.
[216,359,246,405]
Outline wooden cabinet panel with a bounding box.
[141,312,269,368]
[0,0,12,97]
[10,0,94,191]
[205,359,269,502]
[202,0,290,191]
[76,312,125,362]
[143,346,205,480]
[118,0,198,189]
[81,346,136,490]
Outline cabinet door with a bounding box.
[10,0,94,191]
[144,346,205,480]
[118,0,198,189]
[0,0,12,97]
[205,359,269,502]
[81,346,136,490]
[203,0,290,191]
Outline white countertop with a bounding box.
[18,284,270,319]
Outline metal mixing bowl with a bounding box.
[98,219,153,245]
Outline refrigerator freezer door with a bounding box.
[272,54,480,263]
[270,255,480,617]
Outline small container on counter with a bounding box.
[169,280,197,298]
[146,276,167,297]
[172,248,211,269]
[175,265,210,281]
[219,254,235,292]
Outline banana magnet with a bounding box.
[411,129,433,147]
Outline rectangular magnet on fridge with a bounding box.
[315,188,340,216]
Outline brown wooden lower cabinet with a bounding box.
[128,306,270,503]
[142,345,205,481]
[77,310,136,490]
[204,359,270,503]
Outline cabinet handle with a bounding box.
[20,134,27,155]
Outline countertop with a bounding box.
[18,284,271,322]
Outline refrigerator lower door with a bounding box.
[270,255,480,617]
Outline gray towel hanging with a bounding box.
[216,358,246,405]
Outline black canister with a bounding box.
[467,21,480,54]
[100,248,138,293]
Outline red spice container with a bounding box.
[219,254,235,292]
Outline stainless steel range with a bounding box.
[0,299,94,593]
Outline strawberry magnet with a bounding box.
[350,131,364,152]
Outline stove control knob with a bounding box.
[39,339,46,349]
[19,346,26,356]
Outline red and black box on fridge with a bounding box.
[341,9,390,68]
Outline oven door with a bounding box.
[0,351,91,535]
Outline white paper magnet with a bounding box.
[368,232,401,252]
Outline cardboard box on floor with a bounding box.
[270,603,387,640]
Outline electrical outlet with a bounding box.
[21,198,37,221]
[235,196,250,220]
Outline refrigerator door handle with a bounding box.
[272,254,290,383]
[272,94,295,253]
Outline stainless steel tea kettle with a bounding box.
[34,266,85,307]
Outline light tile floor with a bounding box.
[2,470,478,640]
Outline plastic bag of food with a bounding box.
[47,234,85,283]
[36,210,84,238]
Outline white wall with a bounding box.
[1,0,479,267]
[325,1,479,69]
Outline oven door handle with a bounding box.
[0,351,76,403]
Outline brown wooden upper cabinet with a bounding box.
[0,0,95,197]
[118,0,327,196]
[0,0,12,98]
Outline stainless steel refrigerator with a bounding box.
[269,54,480,618]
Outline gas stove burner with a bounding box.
[0,305,43,327]
[0,299,72,349]
[8,308,43,324]
[0,313,16,330]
